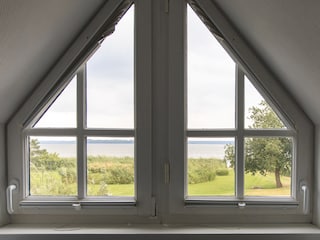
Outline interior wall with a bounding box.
[0,124,9,226]
[313,126,320,227]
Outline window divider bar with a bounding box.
[24,129,135,137]
[187,129,237,137]
[235,65,245,199]
[83,129,135,137]
[77,67,87,199]
[186,129,295,137]
[23,128,78,136]
[243,129,296,137]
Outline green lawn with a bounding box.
[188,170,290,197]
[31,169,290,197]
[97,170,290,197]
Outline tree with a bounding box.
[224,101,292,188]
[30,138,61,171]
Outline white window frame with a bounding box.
[6,0,314,224]
[7,0,153,218]
[167,0,314,224]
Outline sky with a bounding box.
[35,5,266,131]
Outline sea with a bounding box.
[40,142,228,159]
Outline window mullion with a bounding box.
[134,0,153,215]
[76,66,87,199]
[235,65,245,199]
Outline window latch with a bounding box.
[301,184,309,214]
[238,202,246,208]
[72,203,82,211]
[6,184,17,214]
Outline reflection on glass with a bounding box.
[87,137,134,197]
[187,6,235,129]
[245,76,286,129]
[244,137,292,197]
[187,137,235,196]
[86,6,134,129]
[34,77,76,128]
[29,136,77,196]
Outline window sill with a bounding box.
[0,223,319,238]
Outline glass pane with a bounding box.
[29,136,77,196]
[86,6,134,129]
[187,6,235,129]
[34,77,76,128]
[245,76,287,129]
[87,137,134,197]
[244,137,292,197]
[187,137,235,196]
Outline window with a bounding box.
[167,0,313,223]
[186,7,294,200]
[7,0,313,224]
[8,1,152,217]
[28,4,135,199]
[27,6,135,200]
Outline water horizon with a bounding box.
[39,142,229,159]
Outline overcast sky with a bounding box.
[35,5,265,131]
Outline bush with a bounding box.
[216,168,229,176]
[105,163,134,184]
[58,167,76,184]
[188,158,223,184]
[188,169,216,184]
[87,157,134,185]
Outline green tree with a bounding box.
[224,101,292,188]
[30,139,62,171]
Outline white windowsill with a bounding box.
[0,223,319,235]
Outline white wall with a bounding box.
[313,126,320,226]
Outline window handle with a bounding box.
[301,184,309,214]
[6,184,17,214]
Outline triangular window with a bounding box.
[26,5,135,198]
[186,4,294,199]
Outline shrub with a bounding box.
[188,158,222,184]
[216,168,229,176]
[58,167,76,184]
[87,157,134,184]
[105,163,134,184]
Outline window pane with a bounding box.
[29,136,77,196]
[187,137,235,196]
[244,137,292,197]
[34,77,76,128]
[86,6,134,129]
[87,137,134,197]
[245,76,287,129]
[187,6,235,129]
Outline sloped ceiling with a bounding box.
[0,0,105,123]
[214,0,320,125]
[1,0,320,125]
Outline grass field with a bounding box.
[188,170,290,196]
[89,170,290,197]
[31,169,290,197]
